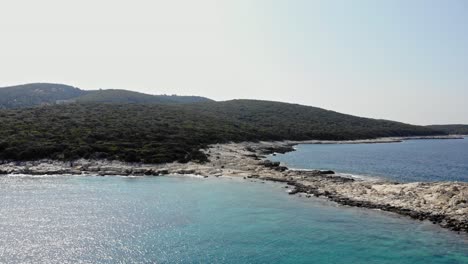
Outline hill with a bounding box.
[187,100,441,140]
[0,83,212,109]
[76,89,212,104]
[0,101,445,163]
[427,125,468,135]
[0,83,86,109]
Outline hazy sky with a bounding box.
[1,0,467,125]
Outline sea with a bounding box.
[0,174,467,263]
[269,138,468,182]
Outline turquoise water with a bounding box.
[0,175,467,263]
[269,138,468,182]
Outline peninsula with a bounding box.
[1,83,466,234]
[1,137,466,233]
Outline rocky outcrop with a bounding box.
[257,145,295,155]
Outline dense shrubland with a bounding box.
[0,101,444,163]
[427,125,468,135]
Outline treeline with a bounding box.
[0,101,445,163]
[76,89,212,104]
[185,100,443,140]
[427,125,468,135]
[0,83,85,109]
[0,83,212,109]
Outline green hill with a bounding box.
[76,89,172,104]
[0,83,86,109]
[76,89,212,104]
[0,83,212,109]
[186,100,440,140]
[427,125,468,135]
[0,101,444,163]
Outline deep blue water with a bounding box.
[269,138,468,182]
[0,175,467,263]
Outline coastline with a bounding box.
[1,135,467,233]
[268,135,464,146]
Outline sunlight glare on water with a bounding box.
[0,175,467,263]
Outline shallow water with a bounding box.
[269,138,468,182]
[0,175,467,263]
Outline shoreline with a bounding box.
[267,135,464,146]
[1,135,467,233]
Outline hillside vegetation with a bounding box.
[76,89,211,104]
[0,101,444,163]
[0,83,212,109]
[0,83,86,109]
[427,125,468,135]
[186,100,440,140]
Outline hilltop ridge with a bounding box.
[0,83,86,109]
[0,83,212,109]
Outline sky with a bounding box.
[0,0,467,125]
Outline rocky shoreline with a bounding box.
[1,136,467,233]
